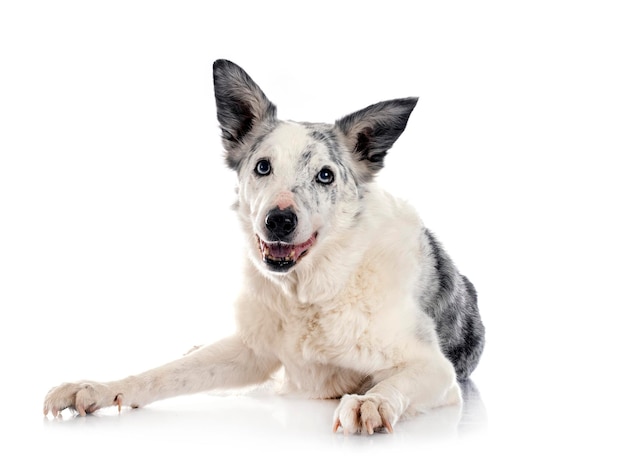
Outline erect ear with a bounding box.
[213,59,277,154]
[334,98,418,179]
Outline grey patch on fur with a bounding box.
[304,125,352,184]
[301,148,313,165]
[293,180,321,213]
[305,126,341,163]
[419,229,485,380]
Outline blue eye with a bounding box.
[255,159,272,176]
[316,168,334,185]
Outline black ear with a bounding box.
[213,60,277,154]
[334,98,418,179]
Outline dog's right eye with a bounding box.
[255,159,272,176]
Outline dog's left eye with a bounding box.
[255,159,272,176]
[316,168,334,185]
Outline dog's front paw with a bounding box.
[332,394,398,435]
[43,381,121,418]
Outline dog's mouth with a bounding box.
[256,233,317,272]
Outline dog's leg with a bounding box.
[332,353,460,435]
[43,335,279,417]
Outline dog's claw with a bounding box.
[382,416,394,433]
[365,419,374,435]
[114,394,123,413]
[332,418,341,433]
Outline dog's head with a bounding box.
[213,59,417,276]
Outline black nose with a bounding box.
[265,208,298,240]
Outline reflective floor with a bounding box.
[6,365,619,470]
[33,380,488,467]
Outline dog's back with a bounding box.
[419,228,485,380]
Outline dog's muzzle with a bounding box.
[257,207,316,272]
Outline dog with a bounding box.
[44,59,485,434]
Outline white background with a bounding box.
[1,0,625,468]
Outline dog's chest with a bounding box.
[268,301,372,397]
[271,281,400,394]
[279,301,368,360]
[237,245,420,397]
[277,261,390,362]
[238,281,383,397]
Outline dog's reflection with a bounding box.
[458,379,488,435]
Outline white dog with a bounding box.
[44,60,485,434]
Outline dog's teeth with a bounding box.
[290,250,295,258]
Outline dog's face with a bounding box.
[213,60,417,276]
[235,121,363,274]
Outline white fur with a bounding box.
[44,122,461,435]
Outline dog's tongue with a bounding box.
[267,243,295,259]
[261,234,316,262]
